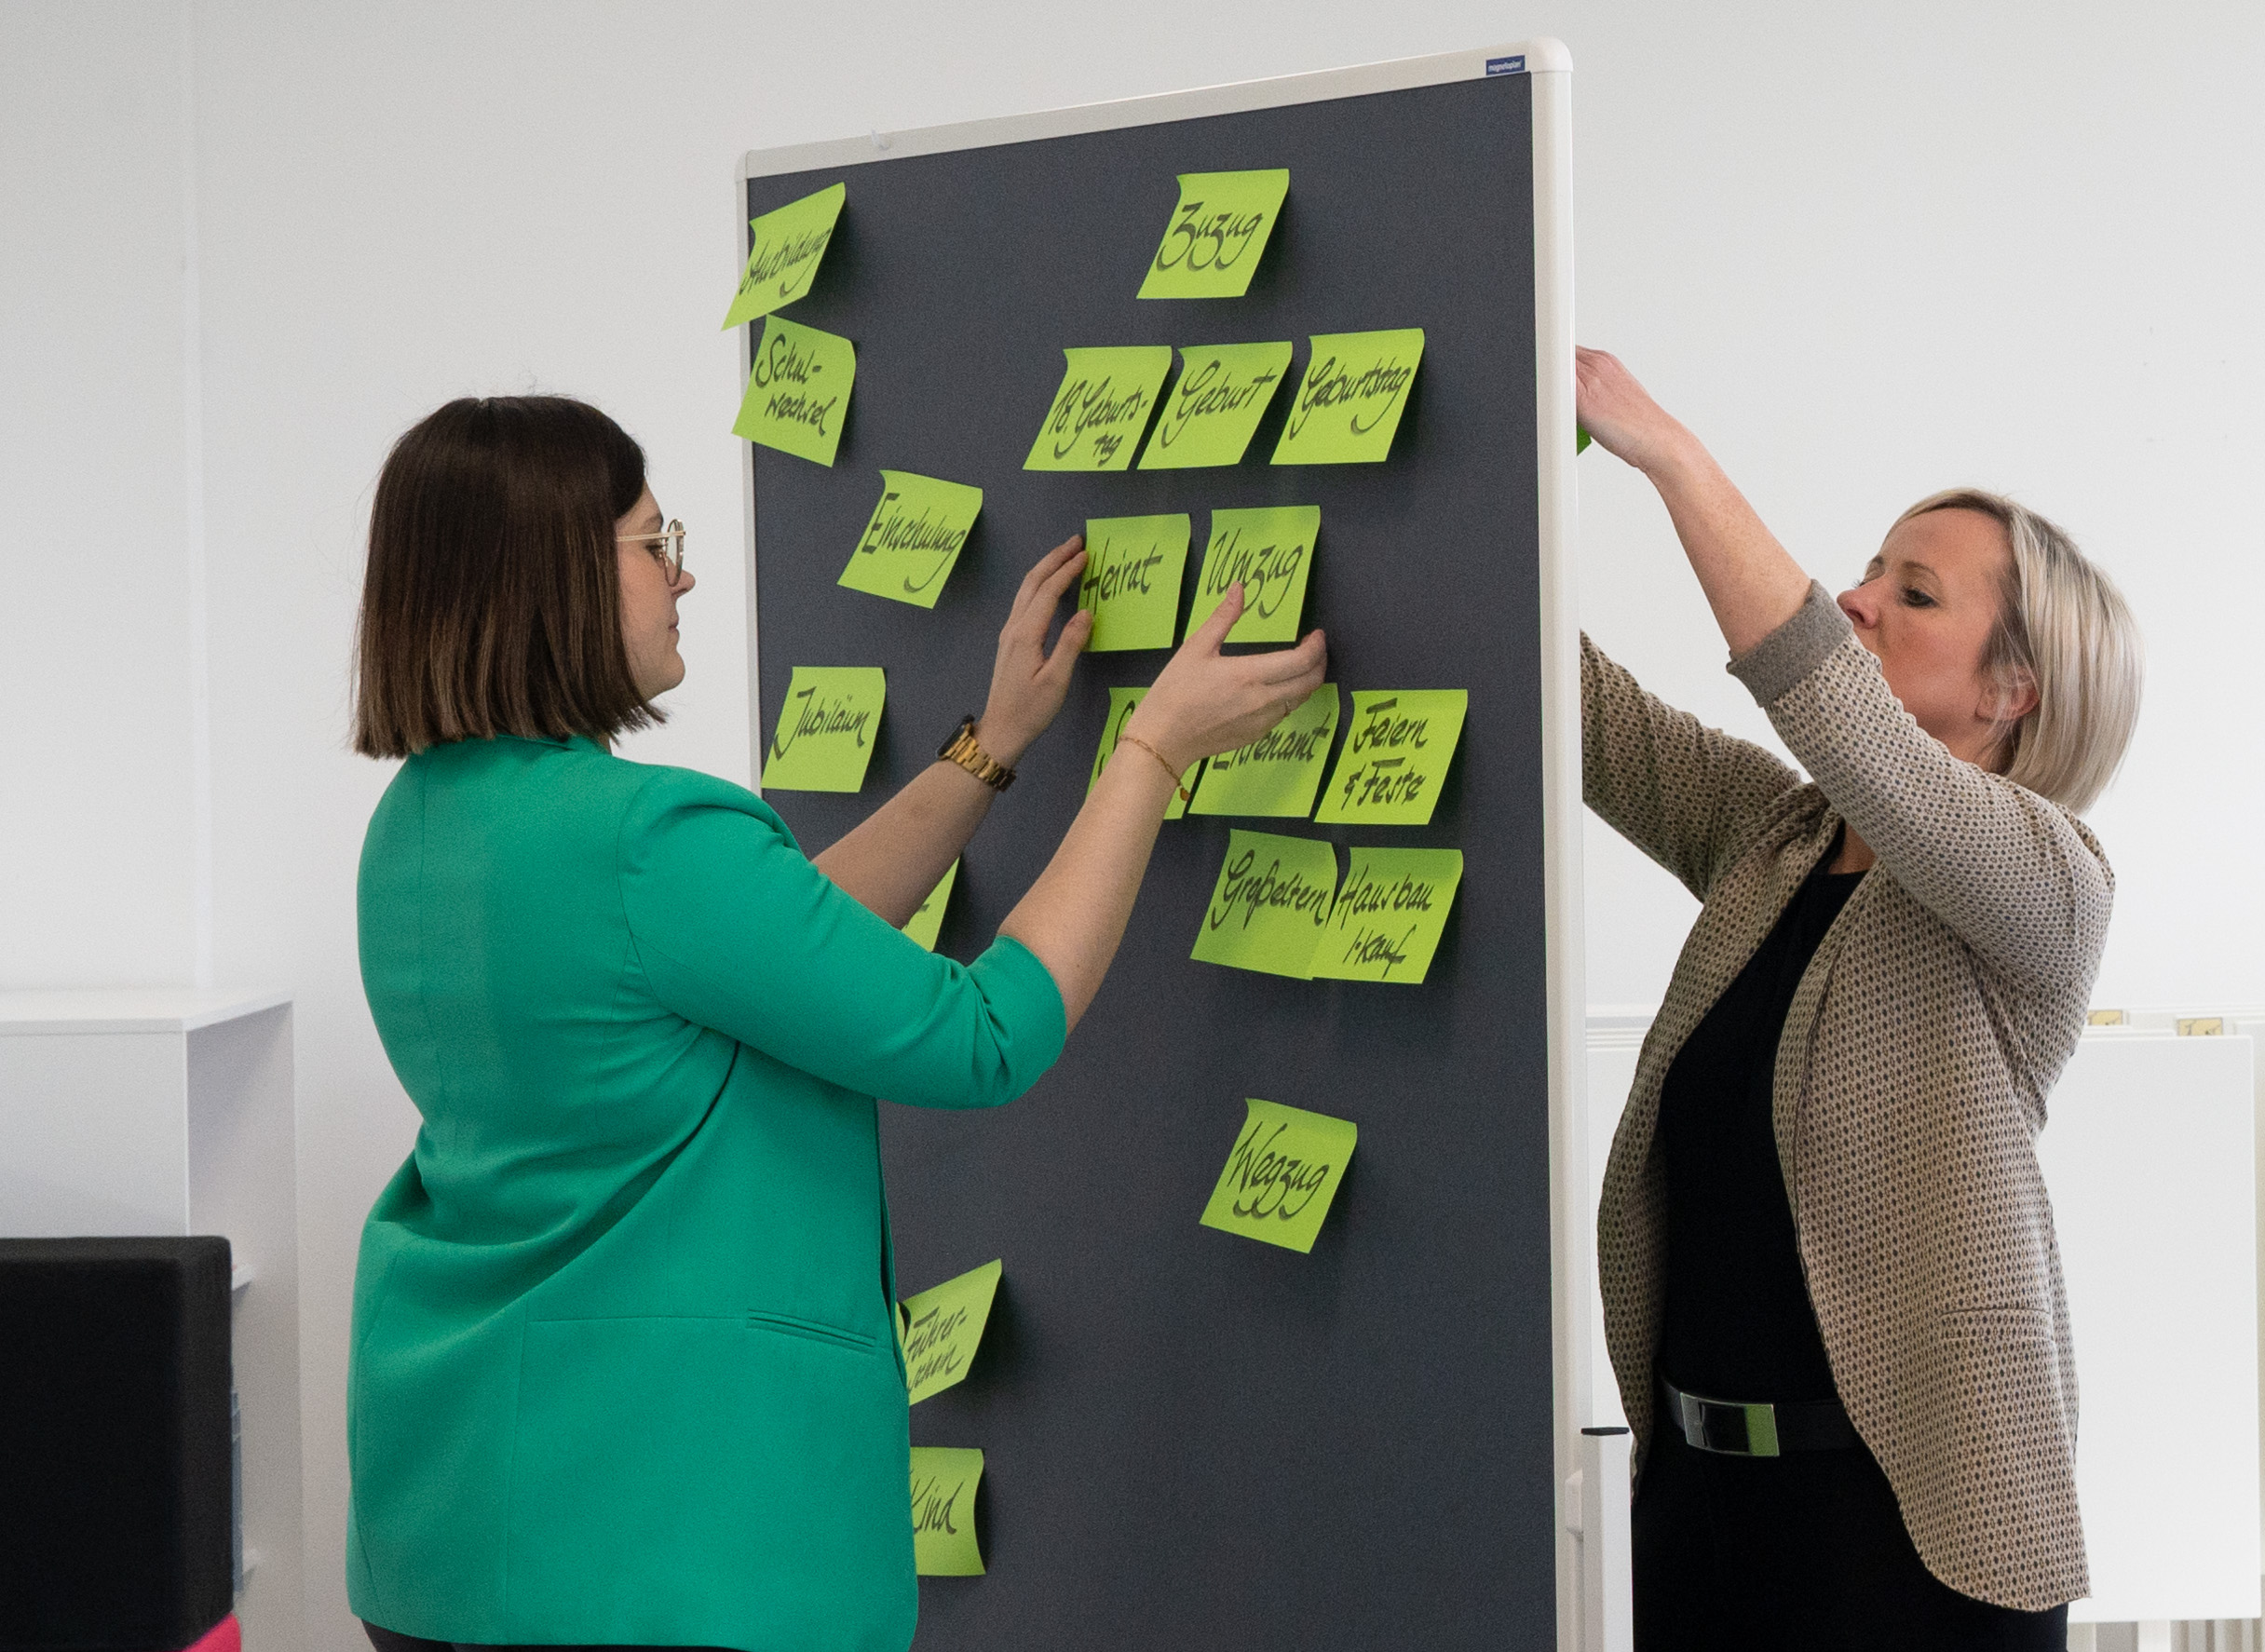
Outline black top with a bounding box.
[1657,847,1865,1401]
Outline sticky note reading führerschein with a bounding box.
[839,471,983,608]
[1078,515,1189,650]
[1137,169,1291,300]
[898,1258,1001,1405]
[720,182,847,330]
[1024,346,1173,471]
[762,667,885,793]
[1310,848,1464,984]
[911,1447,984,1576]
[1091,686,1189,820]
[1190,829,1337,979]
[1271,329,1425,466]
[1183,506,1318,645]
[901,860,957,952]
[1314,690,1469,826]
[734,315,856,467]
[1139,342,1293,469]
[1190,684,1340,818]
[1200,1098,1357,1254]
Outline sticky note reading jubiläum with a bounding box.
[1310,848,1464,984]
[1271,329,1425,466]
[1092,687,1190,820]
[1314,690,1469,825]
[1138,342,1293,468]
[1190,684,1340,818]
[1183,506,1318,644]
[839,471,983,608]
[720,182,846,330]
[762,667,884,792]
[901,860,957,952]
[1200,1098,1357,1253]
[1024,346,1173,471]
[1078,515,1190,650]
[898,1258,1001,1404]
[910,1447,984,1576]
[734,315,856,467]
[1137,169,1291,300]
[1190,829,1337,979]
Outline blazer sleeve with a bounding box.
[614,767,1067,1109]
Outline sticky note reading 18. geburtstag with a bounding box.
[762,667,884,793]
[1024,346,1173,471]
[1183,506,1318,645]
[898,1258,1000,1404]
[1310,848,1464,984]
[1190,684,1340,819]
[1190,829,1336,979]
[911,1447,984,1576]
[1138,169,1290,300]
[901,860,957,952]
[1092,687,1190,820]
[1139,342,1293,468]
[734,315,856,467]
[1314,690,1469,825]
[1271,329,1425,466]
[720,182,846,330]
[1200,1098,1357,1254]
[839,471,982,608]
[1079,515,1189,650]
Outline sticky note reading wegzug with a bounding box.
[1092,686,1191,820]
[720,182,846,330]
[1138,342,1292,468]
[1189,829,1336,979]
[898,1258,1000,1403]
[734,315,856,467]
[1024,346,1173,471]
[1078,515,1189,650]
[762,666,884,792]
[1183,506,1317,645]
[1271,329,1425,466]
[910,1447,984,1576]
[1200,1098,1357,1253]
[1314,690,1468,825]
[1138,169,1290,300]
[1310,848,1464,983]
[839,471,982,608]
[1190,684,1339,818]
[901,860,958,952]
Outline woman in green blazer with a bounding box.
[346,397,1325,1652]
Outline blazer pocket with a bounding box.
[746,1307,877,1355]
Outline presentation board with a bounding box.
[737,42,1584,1648]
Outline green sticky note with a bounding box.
[898,1258,1000,1403]
[1024,346,1173,471]
[720,182,846,330]
[1137,169,1291,300]
[1314,690,1469,825]
[1078,515,1189,650]
[1310,848,1465,983]
[839,471,983,608]
[1183,506,1318,644]
[1190,829,1337,979]
[901,860,958,952]
[1270,329,1426,466]
[1577,425,1593,454]
[1090,686,1189,819]
[1190,684,1340,818]
[734,315,856,467]
[762,666,885,792]
[1138,342,1294,468]
[1200,1098,1357,1253]
[910,1447,984,1577]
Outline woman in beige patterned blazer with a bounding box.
[1576,347,2142,1650]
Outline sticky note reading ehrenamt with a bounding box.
[734,315,856,467]
[1314,690,1469,825]
[1190,829,1336,979]
[1079,515,1189,650]
[839,471,983,607]
[1139,342,1293,468]
[901,860,958,952]
[1271,329,1425,466]
[720,182,846,330]
[1200,1098,1357,1253]
[1190,684,1340,818]
[898,1258,1001,1404]
[1024,346,1173,471]
[1310,848,1464,983]
[1183,506,1318,644]
[911,1447,984,1576]
[762,667,885,792]
[1091,686,1189,820]
[1137,169,1290,300]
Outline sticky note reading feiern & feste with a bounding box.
[1309,847,1464,984]
[1200,1097,1357,1253]
[898,1258,1001,1404]
[762,667,885,793]
[1313,690,1468,825]
[1189,829,1337,979]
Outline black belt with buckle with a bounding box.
[1661,1377,1860,1457]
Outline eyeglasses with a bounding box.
[617,520,687,581]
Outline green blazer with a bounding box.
[347,734,1065,1650]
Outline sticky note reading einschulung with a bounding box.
[1310,848,1464,984]
[762,667,884,792]
[720,182,846,330]
[1190,684,1340,818]
[1314,690,1469,826]
[901,860,958,952]
[733,315,856,467]
[1271,329,1425,466]
[1138,342,1293,468]
[839,471,983,608]
[898,1258,1001,1404]
[1137,169,1290,300]
[910,1447,984,1576]
[1092,686,1190,820]
[1200,1098,1357,1254]
[1078,515,1189,650]
[1024,346,1173,471]
[1190,829,1336,979]
[1183,506,1318,645]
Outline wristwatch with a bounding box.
[938,714,1016,792]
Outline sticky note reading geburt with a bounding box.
[1139,341,1293,468]
[1024,346,1173,471]
[734,315,856,467]
[839,471,983,608]
[1314,690,1469,825]
[1138,169,1291,299]
[1079,515,1190,650]
[1183,505,1318,645]
[720,182,846,330]
[1189,829,1337,979]
[901,860,958,952]
[1092,686,1190,820]
[910,1447,984,1576]
[1271,329,1425,466]
[1310,848,1464,983]
[763,667,885,792]
[1190,684,1340,818]
[1200,1098,1357,1253]
[898,1258,1001,1404]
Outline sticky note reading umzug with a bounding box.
[1079,515,1189,650]
[839,471,983,608]
[898,1258,1001,1404]
[911,1447,984,1577]
[762,667,885,792]
[901,860,958,952]
[1190,684,1340,818]
[1310,848,1464,984]
[720,182,846,330]
[1138,169,1291,300]
[1314,690,1469,825]
[1183,506,1317,645]
[1200,1098,1356,1254]
[1091,686,1190,820]
[1024,346,1173,471]
[1138,342,1293,469]
[1271,329,1425,466]
[734,315,856,467]
[1190,829,1336,979]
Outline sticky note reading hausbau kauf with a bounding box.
[762,667,884,793]
[1183,506,1317,645]
[1314,690,1469,826]
[1310,848,1464,984]
[1190,829,1337,979]
[1271,329,1425,466]
[1078,515,1189,650]
[1137,169,1290,300]
[1200,1098,1357,1254]
[733,315,856,467]
[910,1447,984,1576]
[898,1258,1001,1404]
[839,471,983,608]
[1024,346,1173,471]
[901,860,957,952]
[720,182,846,330]
[1090,686,1189,820]
[1190,684,1340,818]
[1138,342,1293,469]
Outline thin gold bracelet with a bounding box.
[1115,732,1191,803]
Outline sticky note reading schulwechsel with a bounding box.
[762,667,885,792]
[901,860,958,952]
[1314,690,1469,826]
[1024,346,1173,471]
[839,471,983,608]
[1271,329,1425,466]
[1200,1098,1357,1253]
[1184,506,1318,644]
[734,315,856,467]
[1310,848,1464,983]
[910,1447,984,1576]
[1139,342,1293,469]
[1138,169,1291,300]
[898,1258,1001,1404]
[1190,684,1340,818]
[1190,829,1337,979]
[720,182,846,330]
[1091,686,1189,820]
[1079,515,1189,650]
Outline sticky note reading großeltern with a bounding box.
[1183,506,1318,645]
[1079,515,1190,650]
[1190,684,1340,818]
[1024,346,1173,471]
[1309,848,1464,983]
[1190,829,1337,979]
[1137,169,1291,300]
[901,860,958,952]
[1200,1098,1357,1253]
[1092,686,1190,820]
[911,1447,984,1576]
[898,1258,1001,1404]
[733,315,856,467]
[1271,329,1425,466]
[839,471,983,608]
[762,667,885,792]
[1139,341,1293,468]
[1313,690,1469,826]
[720,182,846,330]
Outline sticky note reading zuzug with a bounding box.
[762,667,884,792]
[898,1258,1000,1404]
[1314,690,1468,825]
[734,315,856,467]
[901,860,957,952]
[1092,686,1190,820]
[1079,515,1190,650]
[1271,329,1425,466]
[1138,169,1290,300]
[910,1447,984,1576]
[1310,847,1464,984]
[1024,346,1173,471]
[1139,342,1293,468]
[1183,506,1317,645]
[839,471,983,608]
[1189,829,1336,979]
[720,182,846,330]
[1190,684,1339,818]
[1200,1098,1357,1253]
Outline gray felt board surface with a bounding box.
[744,70,1553,1649]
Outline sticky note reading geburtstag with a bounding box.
[1138,169,1290,300]
[1024,346,1173,471]
[1190,829,1336,979]
[901,860,958,952]
[1091,687,1191,819]
[1314,690,1468,825]
[1190,684,1340,818]
[1200,1098,1357,1253]
[1078,515,1189,650]
[1139,342,1293,468]
[1183,506,1317,645]
[763,667,884,792]
[1310,848,1464,984]
[898,1258,1001,1404]
[1271,329,1425,466]
[839,471,982,608]
[910,1447,984,1576]
[734,315,856,467]
[720,182,846,330]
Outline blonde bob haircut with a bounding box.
[1892,488,2141,816]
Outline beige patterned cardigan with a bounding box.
[1588,582,2108,1612]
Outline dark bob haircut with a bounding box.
[353,396,659,758]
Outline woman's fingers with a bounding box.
[1039,608,1092,684]
[1247,629,1327,684]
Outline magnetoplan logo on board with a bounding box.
[1485,54,1527,74]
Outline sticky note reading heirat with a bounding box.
[1139,342,1293,468]
[762,667,884,793]
[1091,686,1189,820]
[1078,515,1190,650]
[1183,506,1318,644]
[1271,329,1426,466]
[1024,346,1173,471]
[1314,690,1469,825]
[898,1258,1000,1403]
[1138,169,1290,300]
[901,860,957,952]
[733,315,856,467]
[1190,829,1336,979]
[720,183,846,330]
[1310,848,1464,984]
[1200,1098,1357,1253]
[1190,684,1340,818]
[839,471,983,608]
[910,1447,984,1576]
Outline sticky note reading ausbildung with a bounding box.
[901,860,957,952]
[839,471,983,607]
[1200,1098,1357,1253]
[1092,687,1190,821]
[1189,829,1336,979]
[1024,346,1173,471]
[898,1258,1001,1404]
[911,1447,984,1576]
[1138,342,1293,468]
[1138,169,1290,300]
[1271,329,1425,466]
[1190,684,1340,818]
[1078,515,1189,650]
[1309,848,1464,983]
[1313,690,1469,825]
[1183,506,1317,645]
[762,667,884,792]
[720,182,846,330]
[733,315,856,467]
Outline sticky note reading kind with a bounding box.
[734,315,855,467]
[1315,690,1469,825]
[720,182,846,330]
[1200,1098,1357,1254]
[911,1447,984,1576]
[1183,506,1317,644]
[1138,169,1290,300]
[1191,684,1340,818]
[1024,346,1173,471]
[901,860,957,952]
[899,1258,1000,1403]
[1311,848,1464,984]
[840,471,982,608]
[1091,686,1189,819]
[1139,342,1293,468]
[1190,829,1336,979]
[1079,515,1189,650]
[763,667,884,792]
[1271,329,1425,466]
